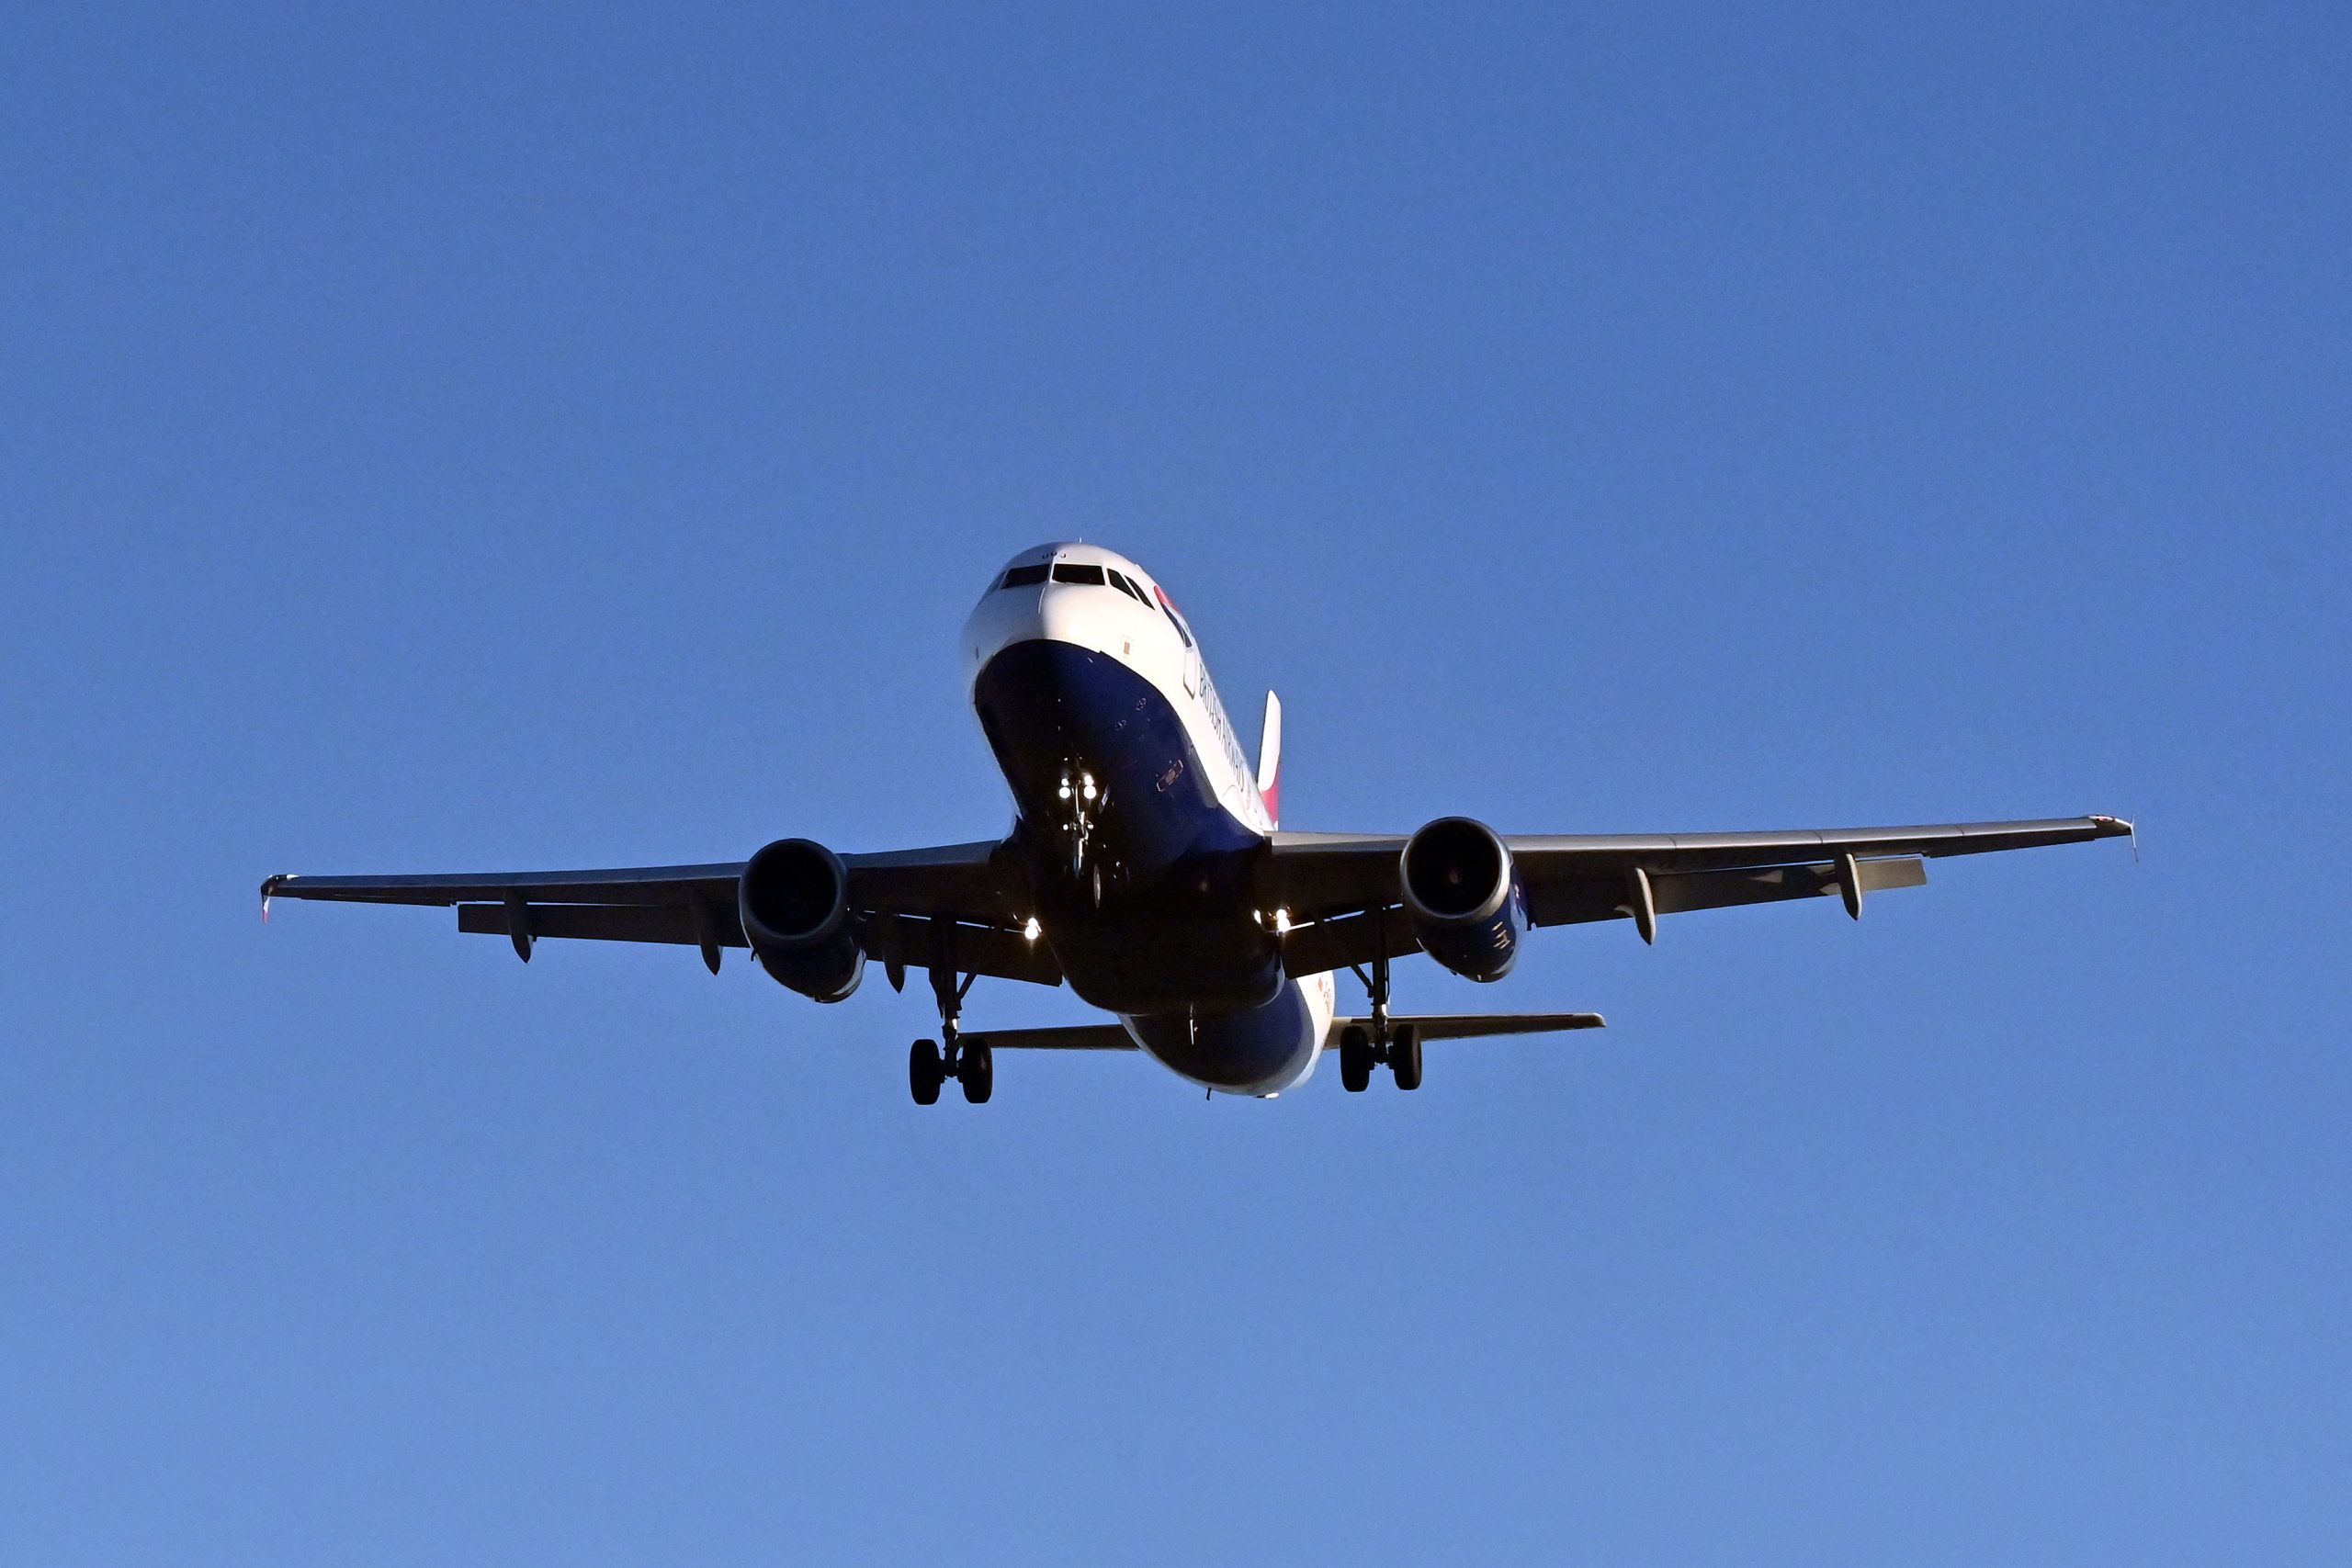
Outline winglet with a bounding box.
[1255,691,1283,829]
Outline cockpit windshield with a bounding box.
[1050,563,1107,585]
[997,563,1049,589]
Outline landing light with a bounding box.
[1023,917,1041,942]
[1273,908,1292,934]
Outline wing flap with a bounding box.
[857,913,1064,987]
[1278,907,1420,978]
[1284,852,1935,975]
[1525,853,1928,926]
[458,901,748,947]
[842,840,1025,927]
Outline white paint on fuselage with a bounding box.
[963,543,1337,1095]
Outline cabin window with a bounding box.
[1051,562,1107,585]
[999,563,1049,588]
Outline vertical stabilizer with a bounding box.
[1256,691,1283,828]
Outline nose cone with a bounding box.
[962,552,1133,677]
[962,581,1043,675]
[1035,583,1104,648]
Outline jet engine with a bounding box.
[1399,816,1527,983]
[739,838,865,1002]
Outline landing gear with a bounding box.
[1340,1025,1374,1092]
[959,1040,993,1104]
[910,930,991,1106]
[910,1039,944,1105]
[1336,1021,1419,1092]
[1388,1024,1421,1091]
[908,1034,991,1105]
[1341,920,1424,1093]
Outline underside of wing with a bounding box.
[1270,815,2130,977]
[260,838,1057,987]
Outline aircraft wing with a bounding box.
[258,839,1061,987]
[1268,815,2132,977]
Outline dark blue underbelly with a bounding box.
[973,638,1282,1019]
[1125,981,1317,1095]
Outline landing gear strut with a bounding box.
[910,934,990,1105]
[1342,913,1421,1092]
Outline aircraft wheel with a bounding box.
[959,1039,994,1104]
[1339,1026,1372,1093]
[910,1039,944,1105]
[1389,1024,1422,1092]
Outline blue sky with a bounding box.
[3,4,2346,1562]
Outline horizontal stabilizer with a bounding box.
[956,1024,1137,1051]
[960,1011,1607,1054]
[1332,1011,1606,1040]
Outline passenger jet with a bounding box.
[262,543,2132,1102]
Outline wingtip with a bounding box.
[2088,815,2133,838]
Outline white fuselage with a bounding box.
[962,543,1336,1096]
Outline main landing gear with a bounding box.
[910,946,990,1105]
[1341,919,1421,1092]
[909,1035,990,1104]
[1338,1022,1419,1092]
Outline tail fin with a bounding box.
[1255,691,1283,828]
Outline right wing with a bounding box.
[1269,815,2132,976]
[260,839,1060,986]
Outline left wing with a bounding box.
[1267,815,2132,976]
[259,840,1060,986]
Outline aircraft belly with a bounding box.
[1125,981,1321,1096]
[973,637,1280,1016]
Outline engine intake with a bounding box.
[739,838,865,1002]
[1400,816,1526,983]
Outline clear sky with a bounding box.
[3,4,2346,1562]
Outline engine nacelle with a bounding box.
[739,838,865,1002]
[1399,816,1527,983]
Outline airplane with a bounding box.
[261,542,2133,1104]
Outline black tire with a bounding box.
[909,1039,944,1105]
[1389,1024,1422,1091]
[1339,1026,1372,1093]
[959,1040,994,1104]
